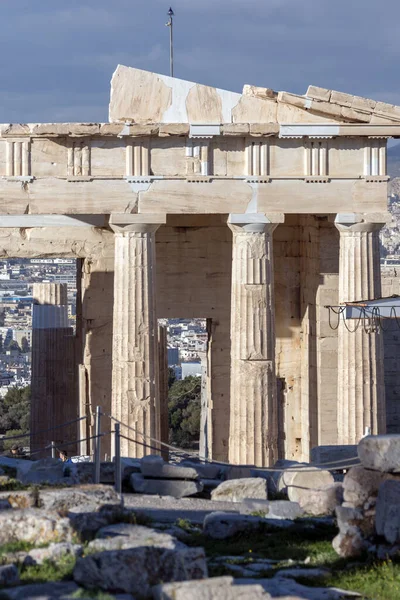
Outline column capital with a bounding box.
[109,213,166,234]
[334,212,389,234]
[228,212,284,234]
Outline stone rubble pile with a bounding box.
[4,440,400,597]
[0,474,363,599]
[0,451,347,513]
[129,454,224,498]
[332,434,400,558]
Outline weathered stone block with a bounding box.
[266,459,305,495]
[1,581,79,599]
[335,505,364,535]
[376,479,400,544]
[352,95,376,112]
[211,478,268,503]
[159,124,190,136]
[343,465,394,507]
[0,509,73,545]
[140,460,199,480]
[38,484,121,513]
[240,499,304,520]
[243,84,277,99]
[130,473,203,498]
[203,511,291,540]
[332,529,368,558]
[223,466,252,480]
[277,91,308,109]
[90,523,184,552]
[341,107,371,123]
[310,445,357,465]
[153,576,270,599]
[0,564,19,587]
[120,457,142,482]
[294,482,343,516]
[286,467,334,504]
[358,435,400,472]
[74,545,207,596]
[221,123,250,135]
[71,462,115,484]
[17,458,65,485]
[0,491,36,509]
[329,90,354,107]
[180,460,221,479]
[310,100,342,118]
[306,86,332,102]
[24,542,83,566]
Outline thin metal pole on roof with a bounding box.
[166,7,174,77]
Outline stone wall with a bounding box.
[274,216,302,460]
[156,216,232,461]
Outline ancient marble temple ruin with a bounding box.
[4,65,400,465]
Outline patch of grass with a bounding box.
[176,518,194,532]
[0,478,29,492]
[250,510,268,518]
[186,521,338,565]
[19,554,76,585]
[0,541,37,556]
[327,559,400,600]
[107,509,153,528]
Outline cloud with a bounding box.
[0,0,399,121]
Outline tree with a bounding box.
[0,386,30,434]
[168,376,201,448]
[168,367,176,388]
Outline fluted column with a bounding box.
[110,214,164,457]
[335,213,387,444]
[31,283,76,456]
[228,213,283,466]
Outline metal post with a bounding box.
[94,406,101,484]
[166,7,174,78]
[115,423,121,494]
[51,441,56,459]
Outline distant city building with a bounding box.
[167,347,179,366]
[172,365,182,380]
[181,362,202,379]
[13,329,32,348]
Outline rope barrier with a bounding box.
[326,304,400,332]
[118,432,360,472]
[46,431,113,452]
[0,407,361,473]
[0,415,87,443]
[104,411,360,471]
[102,412,198,458]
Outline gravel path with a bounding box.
[123,493,244,524]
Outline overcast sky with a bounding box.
[1,0,399,123]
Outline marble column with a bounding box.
[158,324,169,460]
[335,214,387,444]
[31,283,77,457]
[110,215,164,458]
[228,213,283,466]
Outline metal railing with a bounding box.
[1,405,361,496]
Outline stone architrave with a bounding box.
[335,214,387,444]
[110,214,165,458]
[227,213,283,467]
